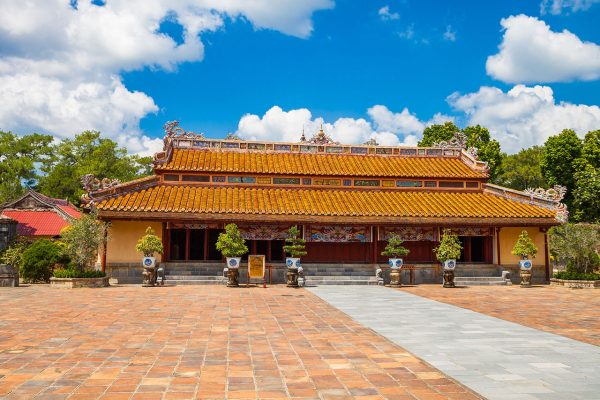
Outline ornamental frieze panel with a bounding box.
[445,227,493,236]
[308,225,371,242]
[167,222,221,230]
[379,226,436,241]
[238,224,292,240]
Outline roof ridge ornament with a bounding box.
[225,133,242,141]
[524,185,568,223]
[308,125,339,145]
[81,174,121,204]
[433,131,467,149]
[164,121,206,140]
[363,138,379,146]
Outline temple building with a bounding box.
[0,190,80,240]
[84,122,565,284]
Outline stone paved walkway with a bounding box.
[400,285,600,346]
[0,285,480,400]
[309,286,600,400]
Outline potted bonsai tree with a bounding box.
[135,227,164,287]
[283,226,307,287]
[216,223,248,287]
[435,229,462,288]
[381,234,410,287]
[511,230,538,287]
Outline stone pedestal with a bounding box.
[520,270,532,287]
[142,266,155,287]
[443,270,455,288]
[286,267,299,287]
[0,264,18,287]
[227,268,239,287]
[389,268,401,288]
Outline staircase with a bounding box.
[454,276,512,286]
[162,263,226,285]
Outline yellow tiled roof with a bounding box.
[97,185,555,220]
[157,149,487,178]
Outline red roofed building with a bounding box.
[0,190,80,238]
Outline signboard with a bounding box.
[248,255,265,279]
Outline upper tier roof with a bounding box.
[156,148,488,179]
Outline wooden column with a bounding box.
[185,229,190,261]
[203,229,209,261]
[544,231,550,283]
[101,224,108,273]
[372,226,378,264]
[496,227,501,266]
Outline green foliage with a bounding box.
[418,124,503,179]
[60,211,106,271]
[572,163,600,223]
[37,131,153,204]
[541,129,582,209]
[418,122,460,147]
[283,226,307,258]
[135,227,163,257]
[381,234,410,258]
[434,229,462,263]
[549,223,600,275]
[463,125,503,180]
[582,130,600,168]
[553,270,600,281]
[21,239,69,282]
[493,146,546,190]
[511,230,538,259]
[0,131,53,204]
[53,268,106,278]
[216,223,248,258]
[0,237,31,271]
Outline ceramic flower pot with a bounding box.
[226,257,241,269]
[443,259,456,270]
[286,257,301,269]
[388,258,403,269]
[519,259,532,271]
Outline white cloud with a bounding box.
[0,0,332,154]
[378,5,399,21]
[448,84,600,153]
[443,25,456,41]
[486,14,600,83]
[540,0,600,14]
[235,105,438,146]
[397,25,415,40]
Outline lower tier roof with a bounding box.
[95,185,557,225]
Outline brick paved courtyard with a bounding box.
[401,284,600,346]
[0,285,480,400]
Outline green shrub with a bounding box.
[554,270,600,281]
[135,227,163,257]
[511,230,538,259]
[60,211,106,271]
[434,229,462,263]
[381,234,410,258]
[53,268,106,278]
[216,223,248,258]
[283,226,307,258]
[21,239,69,282]
[0,237,31,271]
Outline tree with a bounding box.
[60,211,106,271]
[38,131,153,204]
[511,230,538,260]
[283,226,307,258]
[572,163,600,223]
[418,122,460,147]
[20,239,69,282]
[434,229,462,263]
[582,130,600,169]
[494,146,546,190]
[381,234,410,258]
[463,125,503,180]
[541,129,582,209]
[549,224,600,275]
[216,223,248,258]
[0,131,53,204]
[136,227,164,257]
[418,124,503,179]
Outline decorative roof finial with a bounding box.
[300,126,306,142]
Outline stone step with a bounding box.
[164,279,226,285]
[454,276,507,281]
[306,276,375,280]
[454,276,510,286]
[306,280,380,286]
[166,275,224,280]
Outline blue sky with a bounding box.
[1,0,599,154]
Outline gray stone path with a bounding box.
[308,286,600,400]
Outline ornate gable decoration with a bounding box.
[164,121,205,140]
[81,175,121,205]
[307,127,340,145]
[433,131,467,149]
[363,138,379,146]
[524,185,568,223]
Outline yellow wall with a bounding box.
[106,220,163,263]
[499,227,546,266]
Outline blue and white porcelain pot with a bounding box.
[142,256,156,269]
[286,257,301,269]
[519,259,532,271]
[443,259,456,271]
[226,257,241,269]
[388,258,403,269]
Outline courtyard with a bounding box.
[0,284,599,400]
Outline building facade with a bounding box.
[86,122,564,284]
